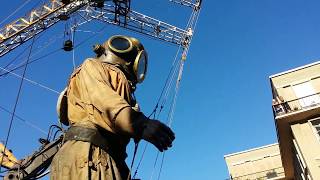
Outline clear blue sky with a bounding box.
[1,0,320,179]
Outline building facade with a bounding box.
[225,143,285,180]
[270,61,320,179]
[225,61,320,180]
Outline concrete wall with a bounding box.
[225,144,285,179]
[270,61,320,179]
[291,120,320,180]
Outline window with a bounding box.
[293,139,308,180]
[311,118,320,139]
[292,82,320,108]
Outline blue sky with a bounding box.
[1,0,320,179]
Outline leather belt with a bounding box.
[64,126,127,160]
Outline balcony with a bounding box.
[272,92,320,119]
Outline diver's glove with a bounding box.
[140,118,175,152]
[115,107,175,152]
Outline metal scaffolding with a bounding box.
[0,0,201,57]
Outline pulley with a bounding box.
[61,0,71,5]
[91,0,104,8]
[63,40,73,51]
[58,13,70,21]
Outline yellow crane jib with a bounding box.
[0,143,18,169]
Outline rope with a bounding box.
[72,30,76,70]
[71,18,77,70]
[0,37,35,173]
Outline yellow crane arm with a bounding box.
[0,143,18,169]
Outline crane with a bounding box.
[0,142,18,169]
[0,0,201,57]
[0,0,202,179]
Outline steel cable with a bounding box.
[0,24,108,78]
[155,5,202,179]
[0,25,108,95]
[0,37,35,173]
[131,30,184,180]
[0,0,33,26]
[0,105,47,135]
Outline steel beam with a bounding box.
[75,3,190,47]
[0,0,89,57]
[0,0,196,57]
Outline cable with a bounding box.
[0,0,33,26]
[155,5,202,179]
[71,22,76,70]
[0,32,47,78]
[0,25,109,96]
[47,125,62,142]
[32,170,50,179]
[0,66,61,95]
[131,45,182,176]
[13,32,64,68]
[148,59,184,180]
[0,105,47,135]
[53,129,62,140]
[148,152,160,180]
[0,26,109,163]
[0,37,35,173]
[0,32,64,79]
[0,24,108,78]
[131,142,148,178]
[75,29,101,33]
[0,48,61,78]
[157,152,165,180]
[135,3,202,179]
[155,60,184,180]
[132,108,158,179]
[73,25,108,48]
[0,45,29,77]
[0,25,109,94]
